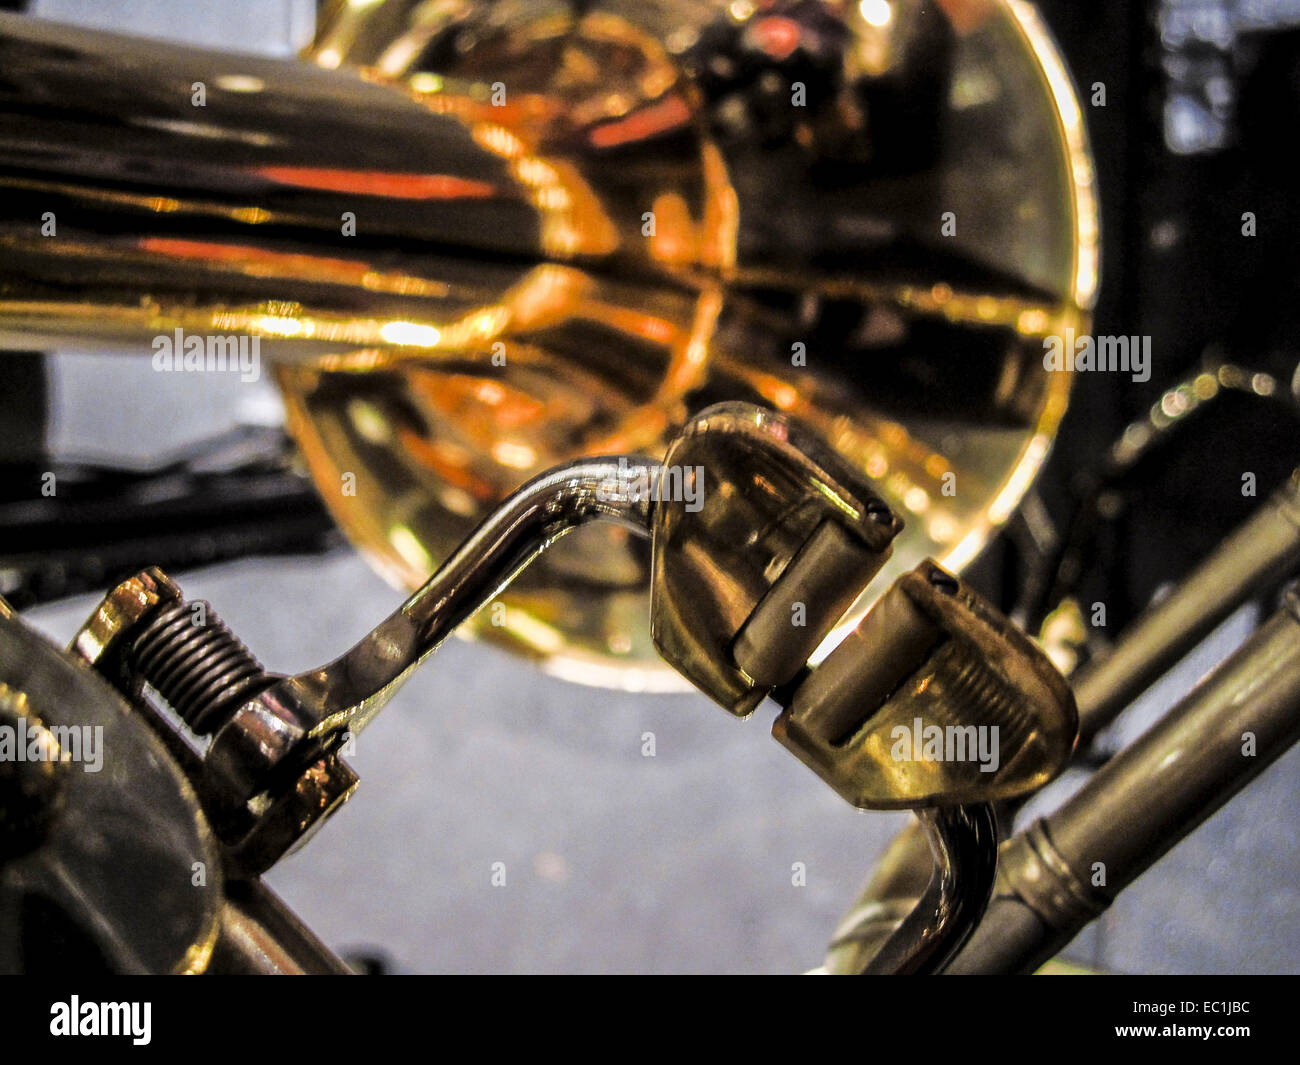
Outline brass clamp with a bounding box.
[775,559,1078,810]
[646,403,1079,973]
[647,403,1078,811]
[649,403,904,715]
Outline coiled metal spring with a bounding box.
[129,601,268,734]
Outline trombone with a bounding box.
[4,1,1294,974]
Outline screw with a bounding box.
[865,500,895,524]
[927,568,960,595]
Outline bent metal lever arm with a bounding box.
[71,454,661,872]
[269,456,662,742]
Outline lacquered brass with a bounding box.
[775,558,1078,808]
[649,402,901,715]
[0,0,1096,687]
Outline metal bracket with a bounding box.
[775,559,1078,809]
[649,402,902,716]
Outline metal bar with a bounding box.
[857,803,999,974]
[208,879,352,975]
[270,456,659,738]
[1073,468,1300,744]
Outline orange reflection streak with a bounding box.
[579,300,676,345]
[140,237,370,277]
[397,426,497,498]
[136,237,450,296]
[587,93,692,149]
[255,166,498,200]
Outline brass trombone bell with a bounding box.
[0,0,1097,688]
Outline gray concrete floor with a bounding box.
[16,0,1300,974]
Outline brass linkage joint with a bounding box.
[70,567,357,876]
[648,404,1077,810]
[775,560,1077,809]
[648,403,903,717]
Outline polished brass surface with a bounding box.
[70,566,184,679]
[649,401,900,714]
[776,558,1077,808]
[0,1,1096,686]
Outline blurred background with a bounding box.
[3,0,1299,972]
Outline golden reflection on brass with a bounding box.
[0,1,1096,687]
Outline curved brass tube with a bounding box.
[0,2,1097,685]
